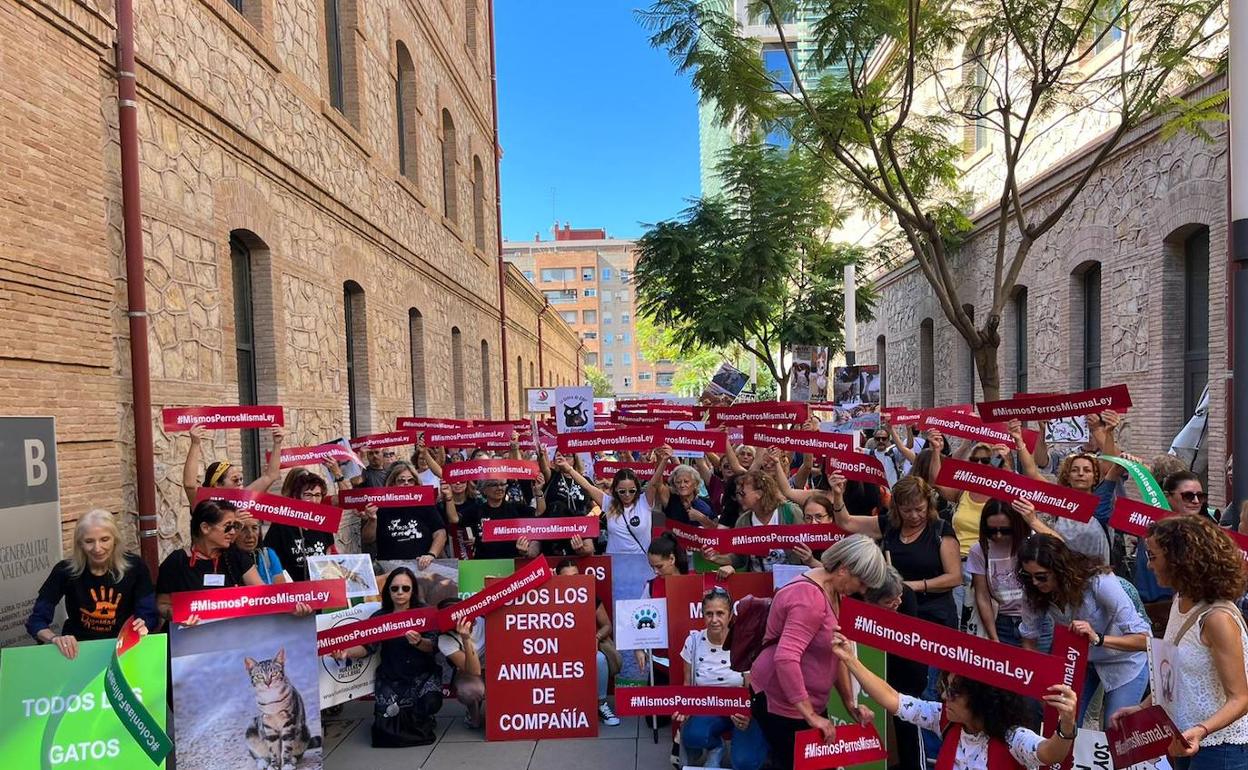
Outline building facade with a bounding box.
[0,0,581,555]
[503,226,676,395]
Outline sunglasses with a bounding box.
[986,526,1012,537]
[389,584,412,594]
[1178,491,1208,503]
[705,586,731,599]
[970,457,992,465]
[1017,569,1052,583]
[616,488,638,496]
[221,522,240,533]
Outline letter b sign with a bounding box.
[25,440,47,487]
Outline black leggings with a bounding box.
[750,690,809,770]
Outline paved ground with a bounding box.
[323,699,674,770]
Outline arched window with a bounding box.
[230,231,276,478]
[409,309,426,416]
[441,109,458,222]
[920,319,935,408]
[530,360,536,387]
[480,340,492,418]
[875,335,887,407]
[465,0,478,54]
[516,355,524,416]
[472,155,487,251]
[1080,265,1102,389]
[395,43,418,179]
[343,281,370,435]
[451,327,465,419]
[1182,227,1210,416]
[323,1,360,124]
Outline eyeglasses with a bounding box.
[616,488,638,497]
[482,483,504,490]
[803,513,831,523]
[1017,569,1052,584]
[970,457,992,465]
[389,584,412,594]
[395,477,417,486]
[221,522,240,533]
[1178,491,1208,503]
[986,527,1012,537]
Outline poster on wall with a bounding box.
[790,346,830,403]
[171,614,323,770]
[0,635,168,768]
[833,366,881,407]
[0,417,62,648]
[527,388,555,415]
[555,387,595,434]
[316,601,382,709]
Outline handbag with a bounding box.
[372,707,437,748]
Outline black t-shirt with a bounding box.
[156,546,255,595]
[880,519,957,627]
[365,608,441,687]
[262,524,335,582]
[543,473,589,518]
[463,501,534,560]
[505,480,535,507]
[376,505,446,560]
[31,555,155,640]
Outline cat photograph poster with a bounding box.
[171,614,324,770]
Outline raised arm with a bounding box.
[773,460,815,505]
[826,475,884,539]
[555,457,605,508]
[420,445,443,479]
[831,634,901,714]
[243,428,285,493]
[925,432,961,503]
[722,439,747,475]
[646,447,673,508]
[182,424,208,505]
[887,420,917,464]
[1088,411,1124,482]
[537,449,553,483]
[1009,420,1046,482]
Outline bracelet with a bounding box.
[922,579,928,593]
[1195,724,1210,740]
[1055,723,1077,740]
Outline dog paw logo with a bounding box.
[81,586,121,631]
[633,606,659,630]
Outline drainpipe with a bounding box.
[116,0,160,575]
[487,0,510,419]
[537,300,546,386]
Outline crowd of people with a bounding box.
[23,400,1248,770]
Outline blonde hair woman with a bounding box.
[27,510,156,658]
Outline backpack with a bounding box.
[724,577,813,672]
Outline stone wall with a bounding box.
[856,80,1230,504]
[0,0,581,556]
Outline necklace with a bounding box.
[899,523,926,544]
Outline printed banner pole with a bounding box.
[104,619,172,765]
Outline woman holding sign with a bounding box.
[1110,516,1248,768]
[1018,534,1150,725]
[967,498,1058,647]
[28,510,157,657]
[552,461,654,554]
[360,461,447,564]
[155,500,264,622]
[180,424,285,504]
[831,635,1082,769]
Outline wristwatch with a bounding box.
[1055,722,1077,740]
[334,475,345,483]
[1094,632,1105,647]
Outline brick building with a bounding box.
[504,225,677,395]
[0,0,582,555]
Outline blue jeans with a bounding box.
[1078,661,1149,727]
[999,614,1054,652]
[682,715,768,770]
[1175,742,1248,770]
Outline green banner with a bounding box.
[1101,455,1170,511]
[104,643,172,764]
[827,644,888,770]
[0,635,168,769]
[457,558,515,597]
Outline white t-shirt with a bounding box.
[605,495,653,555]
[437,617,487,661]
[897,695,1043,768]
[418,469,439,487]
[680,629,743,688]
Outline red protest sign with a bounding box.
[315,607,443,655]
[423,425,512,447]
[335,486,439,509]
[613,413,669,427]
[162,405,284,432]
[396,416,472,430]
[978,384,1132,422]
[839,597,1064,698]
[793,725,888,770]
[439,557,554,626]
[556,428,660,454]
[348,430,419,450]
[709,401,809,426]
[171,580,346,623]
[1041,625,1090,770]
[482,517,600,542]
[806,402,841,412]
[918,411,1040,452]
[485,574,598,741]
[442,459,541,482]
[273,443,359,469]
[661,428,727,456]
[657,520,727,553]
[1106,705,1177,768]
[613,686,750,717]
[743,426,854,455]
[596,460,674,482]
[527,555,613,621]
[1109,497,1175,537]
[625,404,705,420]
[936,457,1098,523]
[617,398,666,408]
[664,573,773,688]
[1226,529,1248,562]
[715,524,851,556]
[880,404,975,426]
[823,450,889,486]
[195,487,343,533]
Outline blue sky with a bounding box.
[494,0,702,242]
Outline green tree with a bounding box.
[635,139,873,398]
[640,0,1225,400]
[583,365,615,398]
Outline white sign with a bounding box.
[527,387,555,414]
[772,564,808,590]
[307,553,379,599]
[666,420,707,458]
[1148,636,1180,719]
[555,386,595,433]
[317,601,382,708]
[0,418,63,648]
[614,598,669,650]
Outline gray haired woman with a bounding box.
[748,534,888,770]
[650,446,718,527]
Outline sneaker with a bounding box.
[598,701,621,727]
